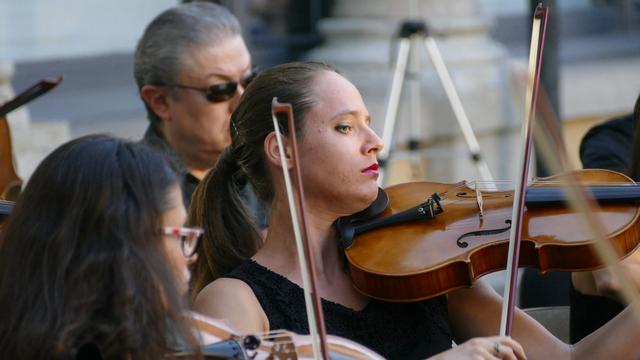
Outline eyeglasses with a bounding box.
[162,226,204,257]
[171,68,258,103]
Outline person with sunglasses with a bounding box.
[0,135,204,358]
[134,2,267,231]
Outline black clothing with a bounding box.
[569,283,625,343]
[141,126,200,208]
[519,270,571,308]
[579,113,634,174]
[141,125,268,228]
[569,113,634,343]
[225,259,453,360]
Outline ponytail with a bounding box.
[189,61,338,296]
[189,147,262,295]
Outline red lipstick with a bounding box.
[361,163,379,173]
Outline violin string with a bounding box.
[438,193,635,229]
[470,180,637,189]
[445,215,510,228]
[438,181,637,201]
[466,180,637,186]
[410,180,640,223]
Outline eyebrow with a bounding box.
[331,110,371,124]
[204,64,252,81]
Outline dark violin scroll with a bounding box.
[0,77,62,117]
[338,190,443,248]
[0,76,62,202]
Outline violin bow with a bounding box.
[0,76,63,117]
[499,3,548,336]
[271,98,330,360]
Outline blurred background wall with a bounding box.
[1,0,639,183]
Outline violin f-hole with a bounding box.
[456,220,512,248]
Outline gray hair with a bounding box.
[134,2,241,127]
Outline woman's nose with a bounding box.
[365,128,384,155]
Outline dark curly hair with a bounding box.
[0,135,196,359]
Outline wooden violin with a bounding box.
[338,169,640,302]
[0,76,62,201]
[171,312,384,359]
[0,114,21,201]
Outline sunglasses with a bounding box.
[162,226,204,257]
[171,68,258,103]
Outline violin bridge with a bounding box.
[475,188,484,220]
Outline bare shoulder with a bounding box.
[194,277,268,334]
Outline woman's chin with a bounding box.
[349,188,379,214]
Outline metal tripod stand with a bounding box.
[378,20,494,186]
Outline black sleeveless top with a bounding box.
[225,260,453,359]
[569,283,625,343]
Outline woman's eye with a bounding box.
[335,124,352,134]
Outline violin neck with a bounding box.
[526,186,640,207]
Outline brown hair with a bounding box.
[0,135,197,359]
[189,61,338,294]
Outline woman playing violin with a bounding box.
[0,135,203,359]
[190,61,640,359]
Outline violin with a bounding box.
[0,115,21,201]
[0,76,62,201]
[171,312,384,359]
[338,168,640,302]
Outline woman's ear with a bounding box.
[264,131,292,170]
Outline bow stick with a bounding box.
[271,98,330,360]
[499,3,548,336]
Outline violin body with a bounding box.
[0,115,22,200]
[181,312,384,360]
[343,169,640,302]
[0,77,62,201]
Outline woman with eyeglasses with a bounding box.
[189,61,640,360]
[0,135,204,359]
